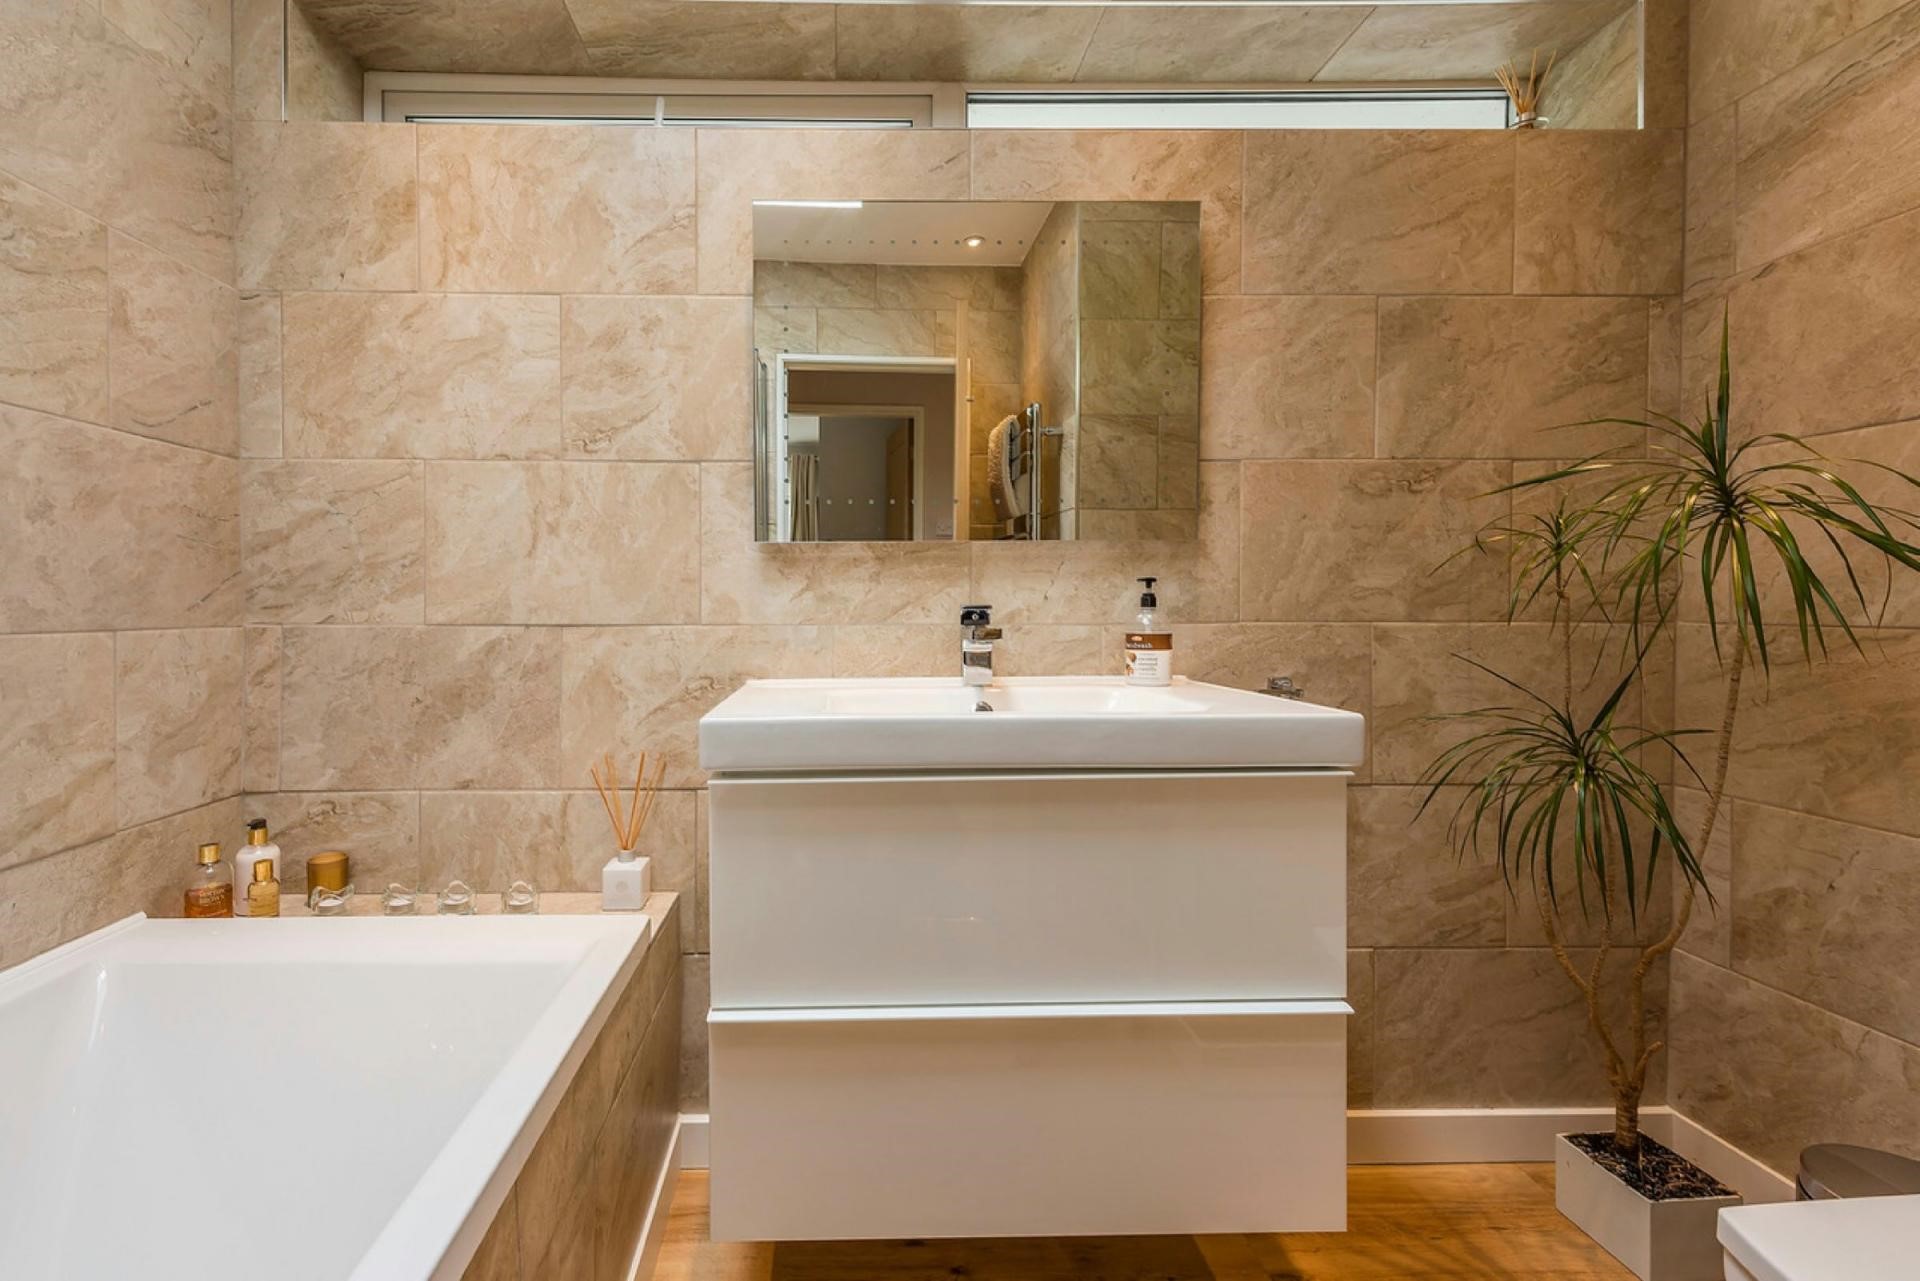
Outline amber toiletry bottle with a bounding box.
[184,842,234,918]
[246,857,281,918]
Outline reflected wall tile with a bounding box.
[970,130,1243,294]
[1075,6,1367,83]
[569,0,833,80]
[294,0,591,77]
[1240,460,1508,624]
[108,232,237,454]
[815,307,955,358]
[1376,296,1648,459]
[283,292,562,460]
[238,292,283,457]
[875,265,1020,314]
[1078,415,1160,510]
[0,407,239,632]
[754,261,876,308]
[0,171,108,422]
[1200,295,1375,460]
[419,125,696,294]
[235,122,417,292]
[280,626,562,790]
[833,5,1099,81]
[283,0,364,123]
[1348,787,1507,948]
[1080,319,1199,418]
[564,297,751,460]
[242,625,281,793]
[423,461,700,625]
[1317,0,1627,81]
[114,627,244,828]
[0,634,115,870]
[1515,131,1685,296]
[1243,131,1513,296]
[560,626,832,789]
[245,790,420,893]
[243,460,424,624]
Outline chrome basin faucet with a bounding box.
[960,605,1001,687]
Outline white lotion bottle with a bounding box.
[1125,576,1173,686]
[234,818,282,912]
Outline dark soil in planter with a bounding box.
[1568,1133,1737,1201]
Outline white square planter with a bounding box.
[1556,1134,1741,1281]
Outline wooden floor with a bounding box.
[653,1165,1638,1280]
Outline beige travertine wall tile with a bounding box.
[1243,131,1514,296]
[835,5,1099,81]
[563,297,750,461]
[815,307,955,358]
[1240,460,1509,624]
[1376,296,1648,459]
[283,292,561,459]
[283,0,363,122]
[1374,947,1666,1107]
[1349,787,1507,947]
[1516,131,1685,296]
[242,625,281,793]
[1080,320,1200,418]
[1734,4,1920,270]
[1075,7,1367,82]
[1317,0,1630,82]
[237,292,283,457]
[698,131,970,294]
[568,0,832,79]
[1200,296,1376,461]
[1078,416,1160,510]
[231,0,284,123]
[235,122,416,292]
[1536,5,1638,130]
[701,463,972,624]
[415,789,696,897]
[561,789,698,901]
[1672,788,1733,967]
[1644,0,1692,128]
[423,461,699,625]
[694,790,709,953]
[280,626,562,790]
[829,624,953,678]
[561,626,832,789]
[1648,296,1684,421]
[754,261,876,308]
[1684,108,1737,293]
[875,265,1021,314]
[992,624,1112,677]
[419,125,695,294]
[243,460,424,623]
[108,232,237,454]
[1732,800,1920,1044]
[0,172,108,422]
[1671,953,1920,1172]
[114,627,244,827]
[1347,949,1375,1107]
[680,953,710,1107]
[0,407,239,632]
[1689,0,1909,121]
[755,305,815,353]
[295,0,592,77]
[1177,620,1371,744]
[244,790,420,893]
[0,634,115,870]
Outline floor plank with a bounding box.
[651,1166,1638,1280]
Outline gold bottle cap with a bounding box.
[252,859,275,883]
[248,819,270,846]
[197,842,221,865]
[308,851,350,891]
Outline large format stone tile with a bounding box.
[243,460,424,623]
[1671,952,1920,1174]
[238,292,283,457]
[815,307,955,358]
[971,131,1243,294]
[1644,0,1691,128]
[0,407,239,631]
[1199,296,1375,461]
[1535,5,1638,130]
[280,626,562,790]
[754,261,877,309]
[1376,297,1649,459]
[1672,788,1733,967]
[1318,0,1630,81]
[283,292,562,459]
[1240,460,1509,623]
[1684,109,1737,294]
[1175,622,1373,774]
[700,462,972,624]
[1348,787,1508,947]
[568,0,832,79]
[1347,949,1375,1107]
[283,0,363,122]
[1734,4,1920,270]
[698,131,970,294]
[231,0,284,123]
[1075,7,1367,83]
[0,171,108,422]
[242,625,280,792]
[244,790,420,893]
[561,627,831,789]
[1732,801,1920,1044]
[419,125,696,294]
[235,122,417,292]
[1689,0,1909,122]
[423,461,700,625]
[833,5,1099,81]
[108,233,237,454]
[563,297,751,461]
[1515,131,1685,296]
[295,0,590,77]
[114,627,244,828]
[0,634,115,870]
[1243,131,1514,296]
[416,789,696,897]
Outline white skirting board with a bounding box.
[672,1107,1793,1205]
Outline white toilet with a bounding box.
[1719,1192,1920,1281]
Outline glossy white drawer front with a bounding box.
[709,770,1347,1009]
[708,1002,1348,1241]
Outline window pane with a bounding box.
[966,92,1511,131]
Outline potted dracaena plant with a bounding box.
[1417,320,1920,1281]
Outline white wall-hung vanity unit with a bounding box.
[699,675,1367,1242]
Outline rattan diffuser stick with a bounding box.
[589,751,668,855]
[1496,48,1556,120]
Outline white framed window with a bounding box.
[965,89,1513,130]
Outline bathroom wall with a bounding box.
[0,0,243,967]
[228,117,1685,1114]
[234,0,363,124]
[1018,200,1080,539]
[1668,0,1920,1174]
[1540,3,1640,129]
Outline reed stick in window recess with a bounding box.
[1497,49,1556,128]
[593,750,667,912]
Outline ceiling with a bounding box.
[754,200,1056,265]
[296,0,1633,86]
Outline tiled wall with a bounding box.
[1540,3,1640,129]
[1670,0,1920,1174]
[0,0,242,966]
[229,117,1687,1113]
[1018,201,1079,537]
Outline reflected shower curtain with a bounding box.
[788,451,820,541]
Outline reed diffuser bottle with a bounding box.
[592,750,665,912]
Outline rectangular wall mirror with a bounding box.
[752,199,1202,544]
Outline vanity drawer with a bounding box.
[708,1001,1348,1241]
[709,770,1347,1008]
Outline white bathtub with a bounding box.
[0,911,653,1281]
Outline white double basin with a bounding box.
[700,676,1366,1242]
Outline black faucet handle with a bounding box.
[960,605,993,627]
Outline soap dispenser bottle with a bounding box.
[1125,576,1173,687]
[234,818,281,913]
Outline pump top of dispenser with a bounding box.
[247,818,270,846]
[1137,576,1158,607]
[197,842,221,865]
